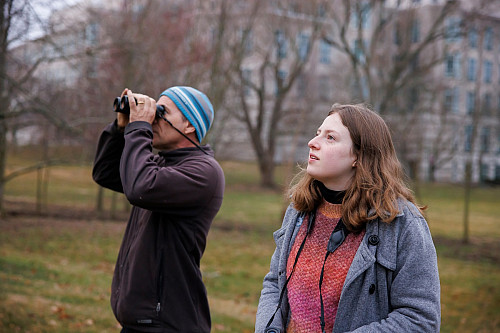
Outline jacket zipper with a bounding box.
[156,250,164,316]
[156,301,161,315]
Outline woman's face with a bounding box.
[307,113,357,190]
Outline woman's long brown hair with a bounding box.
[289,103,423,232]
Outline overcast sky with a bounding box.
[11,0,81,46]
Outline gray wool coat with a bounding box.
[255,201,441,333]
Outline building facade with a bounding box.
[9,0,500,183]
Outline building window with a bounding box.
[296,74,306,98]
[445,89,453,112]
[483,93,492,115]
[452,87,459,113]
[498,93,500,117]
[275,70,287,95]
[467,58,476,81]
[319,39,331,64]
[242,69,252,96]
[484,60,493,83]
[297,32,310,61]
[465,125,473,152]
[351,3,371,29]
[480,127,490,152]
[354,39,366,64]
[394,24,401,45]
[468,28,478,48]
[86,57,98,78]
[411,19,420,43]
[480,163,489,182]
[445,53,461,78]
[411,54,419,71]
[466,91,475,115]
[318,3,326,17]
[445,54,453,77]
[497,132,500,155]
[275,30,287,59]
[239,28,253,53]
[444,87,459,113]
[408,87,418,111]
[210,28,218,48]
[319,76,330,100]
[485,27,493,51]
[445,17,462,42]
[85,23,99,46]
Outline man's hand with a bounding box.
[127,89,156,124]
[117,88,130,130]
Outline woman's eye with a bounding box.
[327,135,335,140]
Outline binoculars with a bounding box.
[113,96,166,118]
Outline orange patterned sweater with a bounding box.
[286,201,365,333]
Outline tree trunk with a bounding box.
[462,22,486,244]
[462,161,472,244]
[36,168,43,214]
[96,186,104,213]
[0,1,10,217]
[258,153,276,189]
[0,121,6,217]
[111,191,117,219]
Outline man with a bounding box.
[93,86,225,332]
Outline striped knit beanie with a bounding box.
[160,86,214,142]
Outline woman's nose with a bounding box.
[308,136,319,149]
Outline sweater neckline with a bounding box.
[317,181,345,205]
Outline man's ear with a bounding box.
[184,122,196,136]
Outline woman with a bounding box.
[255,104,440,333]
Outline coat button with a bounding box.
[369,284,375,294]
[368,235,379,245]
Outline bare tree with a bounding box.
[201,0,262,153]
[0,0,13,215]
[322,0,458,180]
[0,0,82,215]
[325,1,455,110]
[214,0,327,188]
[460,2,496,243]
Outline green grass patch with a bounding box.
[2,158,500,332]
[438,255,500,332]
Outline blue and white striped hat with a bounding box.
[160,86,214,142]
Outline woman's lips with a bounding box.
[309,153,319,162]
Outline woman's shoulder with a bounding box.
[397,199,424,218]
[376,199,431,245]
[282,203,301,227]
[370,199,428,237]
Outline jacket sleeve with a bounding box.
[351,208,441,332]
[255,241,284,332]
[119,121,223,215]
[255,205,297,333]
[92,121,125,193]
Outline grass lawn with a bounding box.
[1,159,499,332]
